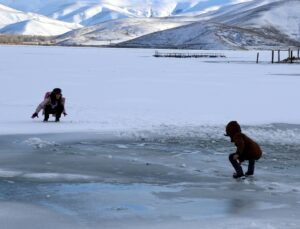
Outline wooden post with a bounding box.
[278,50,280,63]
[271,50,274,64]
[298,49,299,58]
[256,52,259,64]
[288,48,291,59]
[291,50,293,63]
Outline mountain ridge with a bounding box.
[0,3,82,36]
[0,0,241,25]
[0,0,299,49]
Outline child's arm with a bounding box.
[35,98,50,114]
[32,98,50,118]
[233,134,245,157]
[61,97,67,115]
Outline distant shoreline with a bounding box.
[0,35,298,51]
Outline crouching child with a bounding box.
[31,88,67,122]
[225,121,262,179]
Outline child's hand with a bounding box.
[31,112,38,119]
[233,154,239,160]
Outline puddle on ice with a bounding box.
[0,128,300,228]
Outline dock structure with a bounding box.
[268,48,300,64]
[153,51,226,58]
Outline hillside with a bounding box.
[118,21,300,50]
[57,17,193,46]
[117,0,300,50]
[0,0,299,49]
[0,0,238,25]
[205,0,300,41]
[0,3,81,36]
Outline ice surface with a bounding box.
[0,46,300,136]
[0,132,300,228]
[23,137,57,148]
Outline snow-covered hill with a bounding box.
[0,0,242,37]
[118,21,300,50]
[0,0,242,26]
[0,3,34,29]
[0,17,82,36]
[0,3,81,36]
[204,0,300,41]
[0,0,299,49]
[117,0,300,49]
[42,2,137,26]
[57,17,193,46]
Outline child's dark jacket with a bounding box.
[226,121,262,162]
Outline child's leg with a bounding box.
[246,160,255,176]
[229,153,244,177]
[44,105,52,121]
[54,105,64,122]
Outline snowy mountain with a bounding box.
[0,17,82,36]
[57,17,193,46]
[203,0,300,41]
[0,0,243,37]
[117,0,300,49]
[0,0,244,26]
[40,2,137,26]
[0,0,299,49]
[118,21,300,50]
[0,4,34,29]
[0,3,81,36]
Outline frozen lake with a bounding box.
[1,45,300,134]
[0,124,300,229]
[1,45,300,228]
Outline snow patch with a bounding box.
[116,144,128,149]
[23,138,57,149]
[121,124,300,145]
[0,169,22,178]
[260,182,300,193]
[23,172,97,181]
[0,169,96,182]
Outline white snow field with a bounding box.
[0,45,300,229]
[1,45,300,135]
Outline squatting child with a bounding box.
[225,121,262,179]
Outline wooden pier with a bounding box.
[257,48,300,64]
[154,51,226,58]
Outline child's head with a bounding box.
[225,121,241,141]
[52,88,62,100]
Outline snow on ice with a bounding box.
[1,45,300,135]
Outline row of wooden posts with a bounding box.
[154,51,226,58]
[257,49,300,64]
